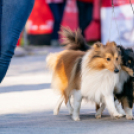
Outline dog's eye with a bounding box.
[128,60,131,64]
[107,58,111,61]
[116,58,118,61]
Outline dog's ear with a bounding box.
[117,46,121,55]
[117,45,121,51]
[106,41,117,47]
[93,42,103,51]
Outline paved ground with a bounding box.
[1,46,134,134]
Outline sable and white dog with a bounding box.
[95,46,134,120]
[47,42,122,121]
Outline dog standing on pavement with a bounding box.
[96,46,134,120]
[47,38,122,121]
[59,27,134,120]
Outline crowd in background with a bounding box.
[46,0,94,46]
[1,0,134,83]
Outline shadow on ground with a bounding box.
[0,83,51,93]
[0,110,134,134]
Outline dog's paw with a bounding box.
[95,114,101,119]
[95,109,102,119]
[53,109,59,115]
[115,113,124,117]
[126,115,134,120]
[72,115,80,121]
[112,113,122,119]
[112,116,120,119]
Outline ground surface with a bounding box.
[1,46,134,134]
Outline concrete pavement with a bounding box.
[0,46,134,134]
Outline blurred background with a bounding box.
[15,0,134,56]
[1,1,134,131]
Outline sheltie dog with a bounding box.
[47,37,122,120]
[59,27,134,120]
[96,46,134,120]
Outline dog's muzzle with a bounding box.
[114,69,119,73]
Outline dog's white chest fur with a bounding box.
[81,52,119,104]
[81,69,119,103]
[115,69,129,94]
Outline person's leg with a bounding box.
[0,0,34,83]
[85,3,93,29]
[49,2,66,41]
[58,1,66,22]
[0,0,2,54]
[76,1,93,37]
[76,1,87,37]
[49,4,60,40]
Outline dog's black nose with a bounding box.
[114,69,119,73]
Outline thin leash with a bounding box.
[108,0,121,46]
[129,0,134,14]
[108,0,134,45]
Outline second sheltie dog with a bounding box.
[47,40,122,121]
[96,46,134,120]
[59,27,134,120]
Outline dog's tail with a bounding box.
[59,26,90,51]
[46,53,59,71]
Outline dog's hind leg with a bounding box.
[54,96,64,115]
[115,99,126,115]
[95,103,106,119]
[72,90,82,121]
[95,103,100,111]
[53,95,73,115]
[121,97,134,120]
[66,96,73,115]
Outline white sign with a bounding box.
[101,4,134,48]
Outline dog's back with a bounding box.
[47,50,85,103]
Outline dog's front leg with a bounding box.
[114,99,126,115]
[121,97,134,120]
[124,107,133,120]
[72,90,82,121]
[95,103,106,119]
[104,94,122,118]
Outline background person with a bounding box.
[76,0,94,37]
[0,0,34,83]
[46,0,66,46]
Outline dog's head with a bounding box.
[89,41,121,73]
[118,46,134,77]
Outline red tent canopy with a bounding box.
[26,0,54,34]
[27,0,101,41]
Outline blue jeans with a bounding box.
[0,0,34,83]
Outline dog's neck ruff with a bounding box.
[81,51,119,103]
[115,69,130,94]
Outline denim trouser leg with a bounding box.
[0,0,34,83]
[0,0,2,53]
